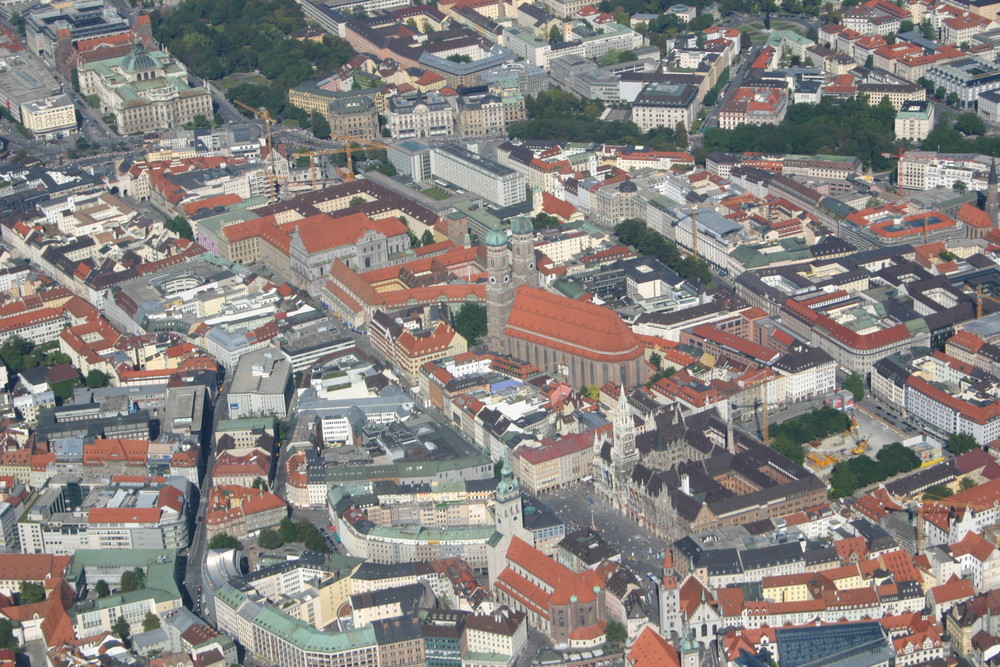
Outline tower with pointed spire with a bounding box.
[610,390,638,508]
[988,158,998,228]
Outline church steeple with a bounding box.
[610,390,638,502]
[485,228,513,354]
[988,158,999,228]
[510,216,538,291]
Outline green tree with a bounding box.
[258,527,284,549]
[946,433,978,455]
[421,229,435,246]
[581,385,600,400]
[311,112,331,140]
[494,459,504,479]
[921,19,936,40]
[453,302,487,345]
[10,12,24,35]
[955,112,987,135]
[549,25,562,43]
[208,533,243,550]
[142,612,161,632]
[111,615,130,641]
[771,433,804,465]
[86,370,110,389]
[923,484,953,500]
[252,476,267,490]
[900,19,914,33]
[406,17,418,30]
[349,196,366,208]
[954,180,967,192]
[279,517,299,544]
[606,621,627,644]
[165,216,193,240]
[674,121,687,148]
[120,569,145,593]
[94,579,110,598]
[961,477,979,491]
[532,212,561,229]
[296,519,329,553]
[0,618,16,651]
[946,92,960,106]
[864,54,874,68]
[19,581,45,604]
[0,336,34,374]
[649,352,662,370]
[830,463,859,498]
[843,373,865,402]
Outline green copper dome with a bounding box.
[484,228,508,247]
[121,41,158,73]
[510,216,533,235]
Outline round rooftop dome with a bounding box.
[484,228,508,247]
[618,180,638,193]
[510,216,533,235]
[121,41,158,73]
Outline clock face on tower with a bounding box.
[507,484,514,493]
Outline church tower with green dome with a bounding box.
[509,216,538,291]
[488,455,524,585]
[485,227,513,354]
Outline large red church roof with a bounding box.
[504,286,643,362]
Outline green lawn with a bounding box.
[422,187,450,200]
[223,75,268,90]
[772,21,808,34]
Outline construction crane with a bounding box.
[974,285,1000,319]
[847,414,869,456]
[324,134,390,182]
[296,148,352,190]
[687,203,713,259]
[760,380,769,444]
[234,101,284,200]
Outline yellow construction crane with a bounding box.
[975,285,1000,319]
[759,379,769,444]
[325,134,390,182]
[234,101,285,200]
[297,148,351,190]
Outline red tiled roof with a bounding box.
[505,286,644,363]
[87,507,161,524]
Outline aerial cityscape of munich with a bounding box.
[3,0,1000,664]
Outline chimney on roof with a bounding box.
[681,473,690,496]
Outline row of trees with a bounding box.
[829,442,921,497]
[508,90,686,151]
[0,337,71,375]
[257,517,330,552]
[614,218,713,285]
[771,407,852,444]
[699,97,899,169]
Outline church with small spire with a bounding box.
[483,216,648,387]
